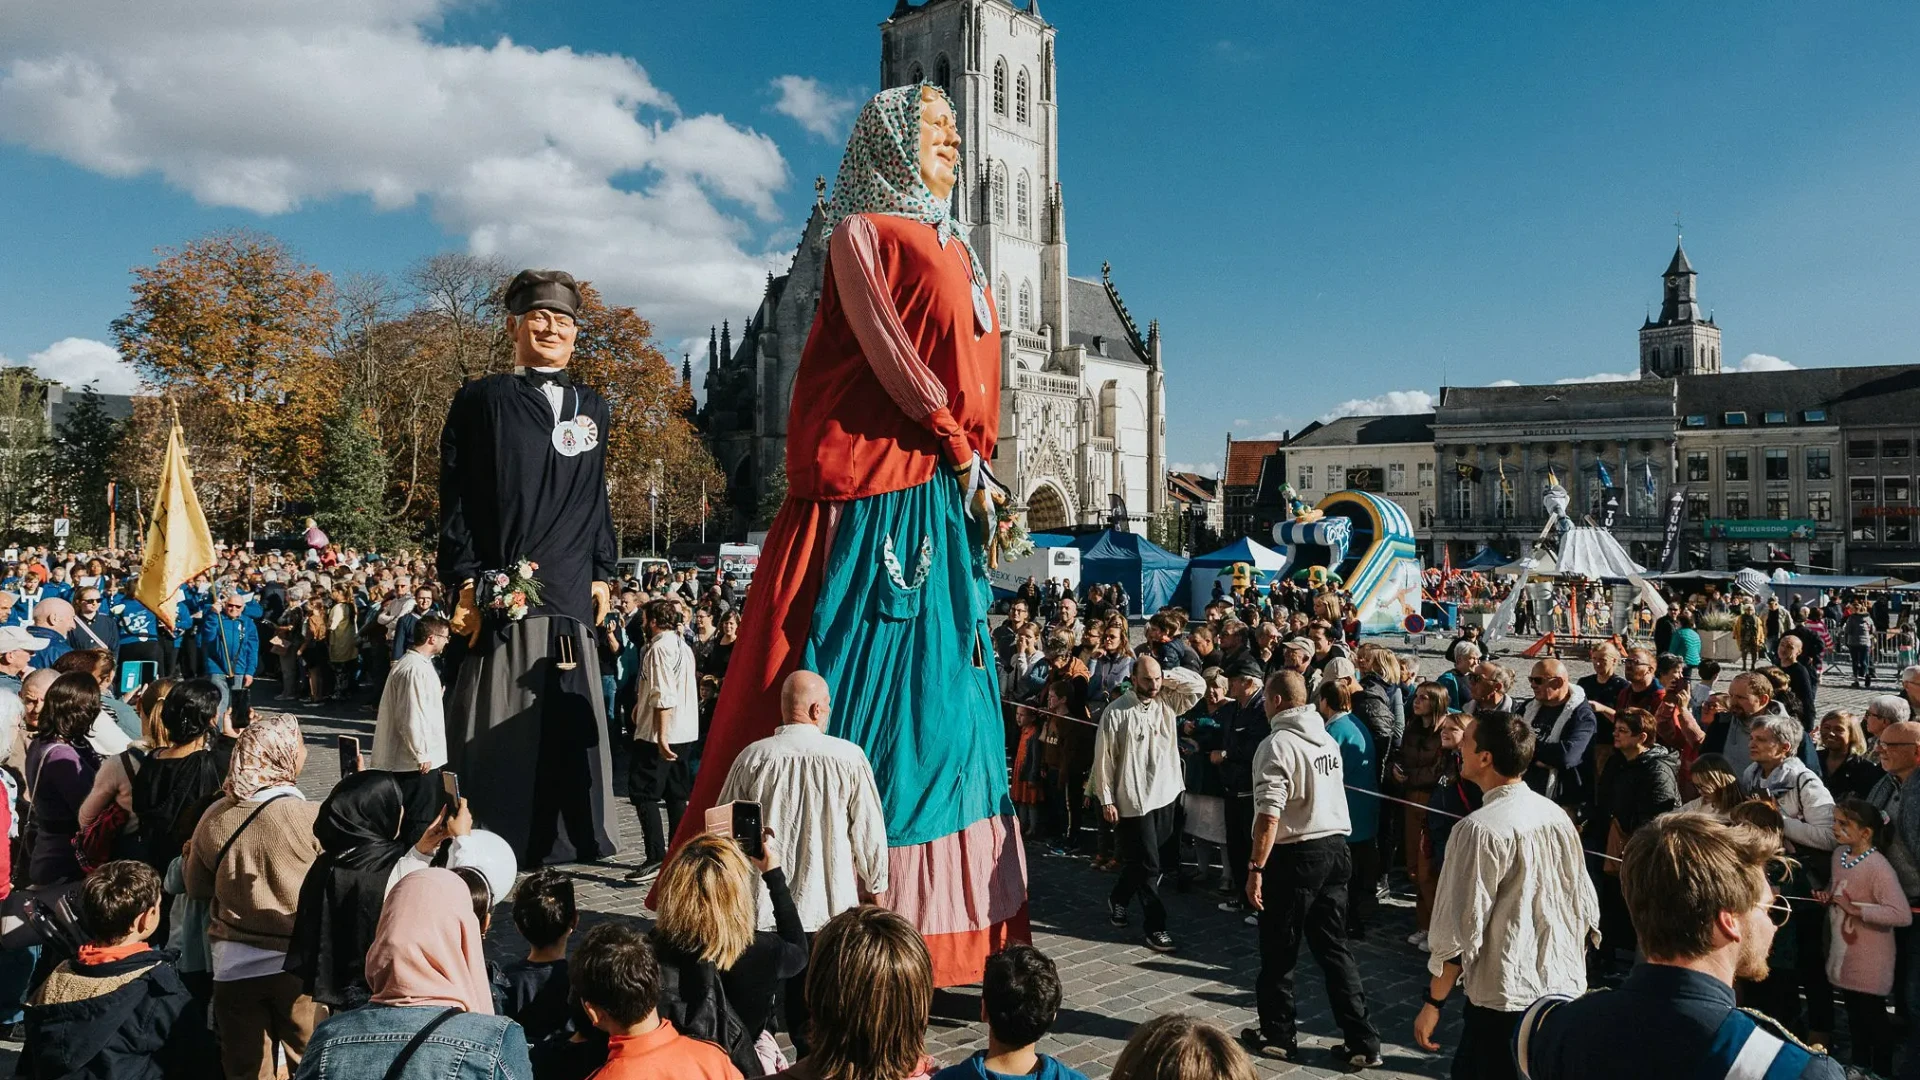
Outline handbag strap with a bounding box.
[383,1007,462,1080]
[213,793,292,869]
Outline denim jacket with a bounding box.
[295,1004,533,1080]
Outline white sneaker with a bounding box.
[1243,913,1258,927]
[1407,930,1429,949]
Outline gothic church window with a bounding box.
[1018,280,1033,330]
[991,164,1008,223]
[998,275,1010,316]
[1016,69,1030,124]
[993,59,1008,114]
[935,54,951,93]
[1015,172,1030,235]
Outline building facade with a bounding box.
[1283,413,1437,542]
[700,0,1167,533]
[1219,437,1285,541]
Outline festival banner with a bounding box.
[1657,487,1687,572]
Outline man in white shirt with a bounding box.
[371,615,450,772]
[716,670,888,1057]
[629,598,700,879]
[1414,709,1600,1080]
[1092,655,1205,953]
[1241,670,1380,1068]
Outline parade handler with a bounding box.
[439,269,620,869]
[671,83,1030,985]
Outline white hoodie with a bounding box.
[1252,704,1350,844]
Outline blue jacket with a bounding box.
[199,612,259,678]
[294,1005,532,1080]
[933,1051,1091,1080]
[1326,713,1380,842]
[112,596,161,644]
[25,626,70,669]
[69,608,120,658]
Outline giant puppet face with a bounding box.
[916,86,960,202]
[508,308,578,370]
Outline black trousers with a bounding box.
[782,930,818,1057]
[1112,802,1179,934]
[1843,990,1894,1074]
[1346,839,1380,932]
[1455,1004,1521,1080]
[1255,836,1379,1054]
[629,740,695,862]
[1224,792,1255,898]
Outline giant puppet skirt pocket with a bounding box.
[804,470,1029,985]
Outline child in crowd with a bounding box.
[1689,659,1722,719]
[25,860,205,1079]
[573,922,742,1080]
[934,945,1090,1080]
[504,869,578,1045]
[1110,1014,1256,1080]
[1821,798,1911,1077]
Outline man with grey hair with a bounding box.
[1872,719,1920,1020]
[1466,661,1515,716]
[1865,694,1913,746]
[1739,713,1835,855]
[1900,664,1920,720]
[1438,641,1478,710]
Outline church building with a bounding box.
[699,0,1168,532]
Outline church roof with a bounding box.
[1677,364,1920,427]
[1286,412,1435,448]
[1665,241,1694,276]
[1224,439,1282,488]
[1067,274,1148,363]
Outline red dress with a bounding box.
[671,214,1028,985]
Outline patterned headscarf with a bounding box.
[823,83,984,286]
[226,711,303,799]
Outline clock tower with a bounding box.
[1639,240,1722,377]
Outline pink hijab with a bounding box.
[365,868,494,1014]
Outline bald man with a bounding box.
[1093,654,1207,952]
[26,597,73,669]
[1520,658,1597,807]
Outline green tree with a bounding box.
[753,464,788,531]
[311,401,394,549]
[54,383,127,543]
[0,369,52,541]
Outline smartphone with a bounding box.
[442,770,461,812]
[731,801,763,860]
[336,735,360,777]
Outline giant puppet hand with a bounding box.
[591,580,611,628]
[952,453,1009,555]
[450,580,482,646]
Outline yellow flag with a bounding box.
[133,421,216,633]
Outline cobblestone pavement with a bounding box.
[0,645,1896,1077]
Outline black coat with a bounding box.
[1598,744,1682,839]
[1218,697,1270,796]
[25,948,204,1080]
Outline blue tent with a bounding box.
[1073,530,1188,617]
[1459,547,1508,570]
[1173,536,1288,613]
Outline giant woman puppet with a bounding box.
[675,84,1029,984]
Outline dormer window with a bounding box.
[1724,411,1748,426]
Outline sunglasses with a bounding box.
[1528,676,1557,686]
[1765,897,1793,929]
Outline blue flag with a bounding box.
[1642,461,1657,496]
[1596,461,1614,489]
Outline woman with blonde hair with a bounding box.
[1111,1014,1256,1080]
[653,830,808,1076]
[136,678,178,751]
[1682,752,1744,817]
[772,905,934,1080]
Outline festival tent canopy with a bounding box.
[1073,530,1188,617]
[1029,533,1077,548]
[1539,527,1647,581]
[1459,547,1509,570]
[1176,536,1288,614]
[1771,572,1906,589]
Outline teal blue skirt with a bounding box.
[802,470,1011,847]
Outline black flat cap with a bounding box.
[1224,653,1266,681]
[505,269,582,318]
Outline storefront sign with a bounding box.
[1703,518,1816,540]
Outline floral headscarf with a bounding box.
[824,83,984,287]
[226,711,303,799]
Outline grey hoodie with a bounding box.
[1251,704,1351,844]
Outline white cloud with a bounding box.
[1169,461,1220,479]
[769,75,859,141]
[1553,371,1637,384]
[0,2,794,334]
[27,338,141,395]
[1487,379,1521,387]
[1317,389,1434,423]
[1733,353,1797,372]
[1232,418,1249,427]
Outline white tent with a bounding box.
[1552,527,1647,580]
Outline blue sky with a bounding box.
[4,1,1920,477]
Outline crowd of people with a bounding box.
[2,539,1914,1077]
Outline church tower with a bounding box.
[1639,240,1722,377]
[880,0,1062,347]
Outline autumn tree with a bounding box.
[53,383,127,545]
[111,231,339,538]
[567,284,726,549]
[0,369,52,540]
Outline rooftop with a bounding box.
[1286,412,1435,448]
[1223,439,1281,488]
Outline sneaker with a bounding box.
[1144,930,1176,952]
[1328,1043,1384,1069]
[1243,913,1259,927]
[1217,900,1244,913]
[1407,930,1429,949]
[623,860,663,883]
[1237,1028,1298,1061]
[1109,901,1128,927]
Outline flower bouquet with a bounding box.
[479,558,543,621]
[989,503,1035,569]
